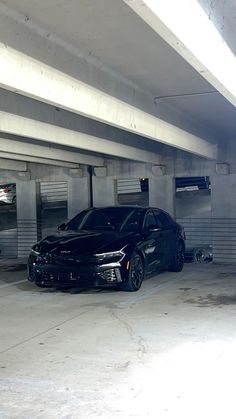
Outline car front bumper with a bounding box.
[28,257,126,288]
[0,195,13,204]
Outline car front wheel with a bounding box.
[170,242,185,272]
[122,252,144,292]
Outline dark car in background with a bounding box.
[28,206,185,292]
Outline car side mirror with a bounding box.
[58,223,66,231]
[148,224,161,232]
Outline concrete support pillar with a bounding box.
[149,176,175,216]
[92,177,116,207]
[211,175,236,218]
[68,177,90,219]
[16,180,39,257]
[211,174,236,263]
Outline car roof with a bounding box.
[90,206,163,211]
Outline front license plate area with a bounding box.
[58,272,70,281]
[69,272,79,281]
[58,272,80,281]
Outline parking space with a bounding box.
[1,261,236,418]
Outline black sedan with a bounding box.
[28,206,185,292]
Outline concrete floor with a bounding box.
[1,261,236,418]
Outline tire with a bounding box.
[170,242,185,272]
[193,248,211,263]
[12,196,16,205]
[122,252,144,292]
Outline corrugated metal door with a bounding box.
[40,181,68,207]
[117,178,149,206]
[39,181,68,238]
[0,190,17,258]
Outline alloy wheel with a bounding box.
[130,255,144,289]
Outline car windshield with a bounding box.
[0,184,13,190]
[66,208,144,232]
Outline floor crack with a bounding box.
[110,309,148,362]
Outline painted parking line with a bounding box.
[0,279,27,289]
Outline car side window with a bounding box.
[122,210,143,232]
[144,211,157,230]
[154,210,172,228]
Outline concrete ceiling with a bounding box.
[197,0,236,56]
[0,0,215,98]
[0,0,235,155]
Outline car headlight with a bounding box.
[31,244,40,255]
[94,249,125,264]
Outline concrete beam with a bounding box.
[0,43,217,159]
[0,112,162,164]
[0,152,80,168]
[0,137,103,167]
[123,0,236,107]
[0,157,27,171]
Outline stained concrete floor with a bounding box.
[1,260,236,418]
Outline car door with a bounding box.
[142,210,166,273]
[153,210,176,266]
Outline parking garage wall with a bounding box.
[1,160,172,257]
[2,145,236,263]
[174,145,236,263]
[0,165,90,257]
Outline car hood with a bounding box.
[38,229,139,255]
